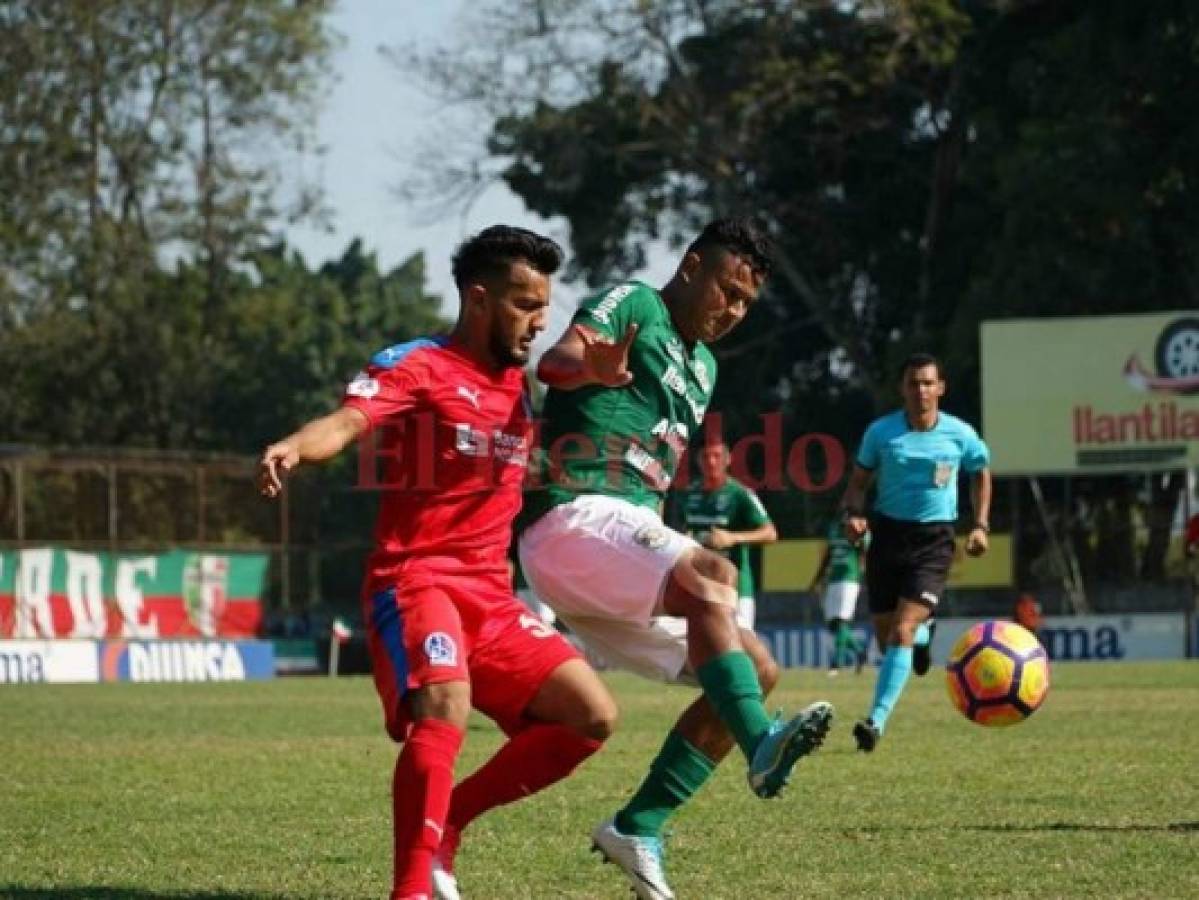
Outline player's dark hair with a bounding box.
[451,225,563,291]
[899,352,944,379]
[687,217,774,280]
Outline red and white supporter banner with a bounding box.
[0,549,267,640]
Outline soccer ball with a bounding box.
[945,620,1050,726]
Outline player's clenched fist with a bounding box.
[965,526,989,557]
[259,442,300,498]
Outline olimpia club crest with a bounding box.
[182,555,229,637]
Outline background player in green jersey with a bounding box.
[679,440,778,630]
[809,518,869,676]
[521,219,832,900]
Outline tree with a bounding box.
[403,0,1199,567]
[400,0,974,423]
[0,0,336,313]
[0,0,353,451]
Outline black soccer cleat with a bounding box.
[912,619,937,677]
[853,719,880,753]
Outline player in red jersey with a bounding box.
[258,226,616,900]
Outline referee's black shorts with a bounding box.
[865,514,955,614]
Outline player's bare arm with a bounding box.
[705,522,778,551]
[537,323,638,390]
[840,464,874,542]
[966,467,992,557]
[258,406,368,498]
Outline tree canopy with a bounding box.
[405,0,1199,431]
[0,1,446,454]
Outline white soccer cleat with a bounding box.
[431,859,461,900]
[591,818,675,900]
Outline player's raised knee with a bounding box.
[689,547,738,588]
[663,547,739,613]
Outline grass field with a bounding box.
[2,661,1197,899]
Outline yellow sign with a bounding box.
[763,535,1012,592]
[982,312,1199,474]
[762,541,824,592]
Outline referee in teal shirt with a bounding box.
[840,353,992,751]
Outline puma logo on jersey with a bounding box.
[457,385,482,409]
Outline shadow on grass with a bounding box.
[0,889,302,900]
[967,821,1199,834]
[842,821,1199,834]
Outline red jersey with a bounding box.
[342,337,531,587]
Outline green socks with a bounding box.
[614,731,717,837]
[612,654,770,839]
[834,622,863,668]
[696,651,772,762]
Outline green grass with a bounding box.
[2,662,1197,899]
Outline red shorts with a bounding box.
[363,572,580,741]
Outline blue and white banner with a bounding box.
[100,640,275,682]
[0,640,101,684]
[758,625,874,670]
[1,639,276,683]
[759,612,1191,668]
[930,614,1188,663]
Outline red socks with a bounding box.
[390,719,464,900]
[447,723,602,839]
[391,720,602,896]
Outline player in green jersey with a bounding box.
[809,518,869,676]
[520,219,832,900]
[679,440,778,630]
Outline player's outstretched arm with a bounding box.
[258,407,368,498]
[536,323,638,390]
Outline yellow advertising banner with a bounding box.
[763,535,1012,592]
[982,312,1199,474]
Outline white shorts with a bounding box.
[519,494,700,683]
[823,581,861,622]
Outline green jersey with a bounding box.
[680,478,772,598]
[825,519,866,584]
[529,281,717,518]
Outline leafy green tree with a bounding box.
[404,0,1199,569]
[0,0,336,311]
[403,0,973,422]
